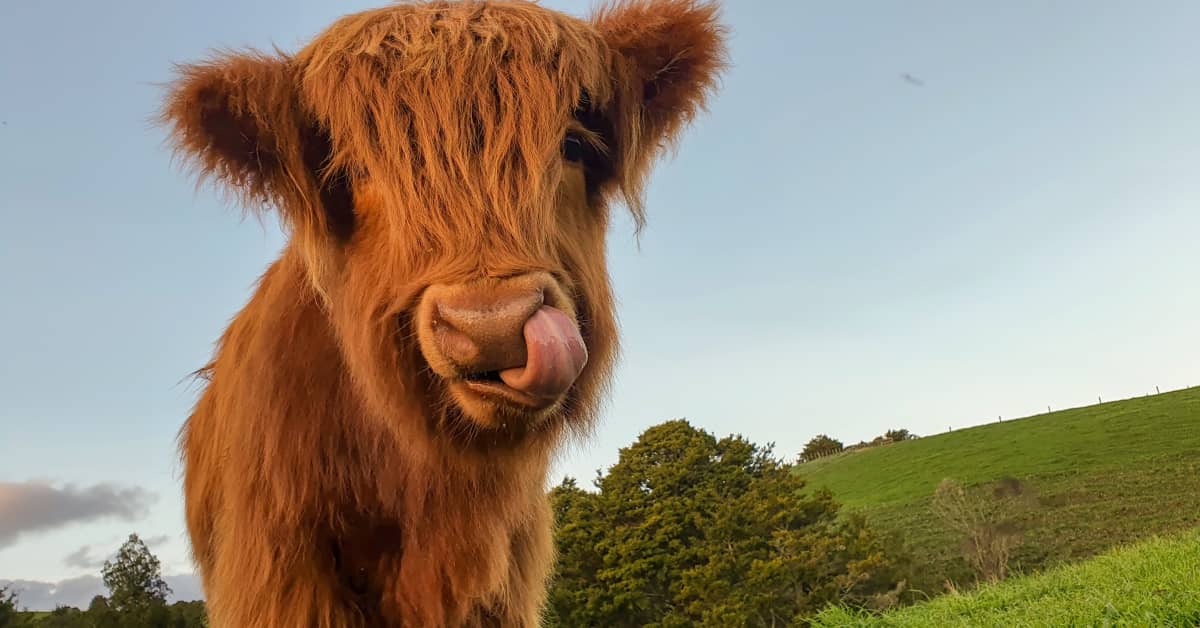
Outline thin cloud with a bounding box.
[0,576,105,612]
[0,481,154,549]
[143,534,172,548]
[63,545,107,570]
[63,534,174,570]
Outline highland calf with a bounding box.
[162,1,726,626]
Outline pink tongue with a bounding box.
[499,306,588,400]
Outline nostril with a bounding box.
[433,323,480,365]
[428,289,543,376]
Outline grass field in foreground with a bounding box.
[795,386,1200,593]
[812,528,1200,627]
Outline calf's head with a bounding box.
[163,0,725,445]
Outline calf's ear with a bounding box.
[591,0,728,216]
[160,51,351,238]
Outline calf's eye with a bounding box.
[562,135,584,163]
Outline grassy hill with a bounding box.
[795,386,1200,594]
[812,527,1200,627]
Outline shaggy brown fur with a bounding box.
[162,1,725,626]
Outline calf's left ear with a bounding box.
[594,0,728,155]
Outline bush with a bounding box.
[546,420,908,627]
[932,477,1037,584]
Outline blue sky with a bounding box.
[2,0,1199,605]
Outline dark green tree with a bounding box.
[0,585,22,628]
[543,477,605,627]
[87,594,122,628]
[166,601,209,628]
[101,533,173,626]
[546,420,907,627]
[37,606,85,628]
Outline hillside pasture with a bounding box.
[796,387,1200,593]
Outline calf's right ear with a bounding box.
[160,51,333,228]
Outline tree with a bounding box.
[884,429,914,443]
[0,585,22,628]
[800,434,844,462]
[37,606,85,628]
[546,420,908,627]
[543,477,606,627]
[87,594,122,628]
[102,533,173,625]
[166,601,209,628]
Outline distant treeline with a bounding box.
[2,534,207,628]
[798,428,917,463]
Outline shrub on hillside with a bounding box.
[545,420,909,627]
[932,477,1037,584]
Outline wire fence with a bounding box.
[796,383,1196,464]
[953,383,1192,432]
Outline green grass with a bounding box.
[796,386,1200,593]
[812,528,1200,627]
